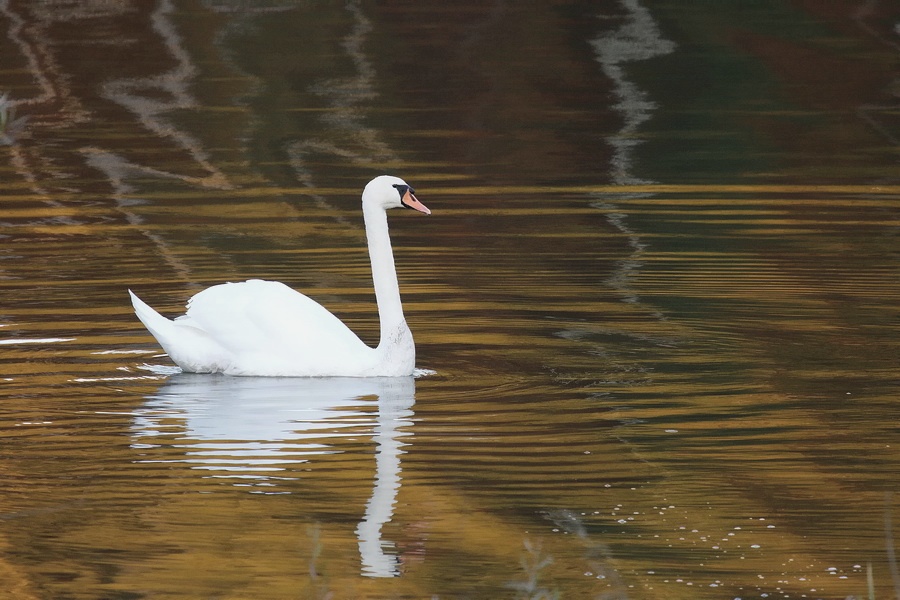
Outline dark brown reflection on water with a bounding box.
[0,2,899,599]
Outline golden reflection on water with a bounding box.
[0,181,897,599]
[0,0,899,598]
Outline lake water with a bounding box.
[0,2,898,599]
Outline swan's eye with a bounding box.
[392,183,411,197]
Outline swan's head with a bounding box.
[363,175,431,215]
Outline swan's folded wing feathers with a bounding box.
[183,280,367,362]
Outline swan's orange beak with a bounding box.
[402,190,431,215]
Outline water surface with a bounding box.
[0,2,898,599]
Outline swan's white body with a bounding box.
[129,176,430,377]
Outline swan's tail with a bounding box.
[128,290,228,373]
[129,289,176,342]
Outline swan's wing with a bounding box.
[181,280,368,360]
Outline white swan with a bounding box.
[129,175,430,377]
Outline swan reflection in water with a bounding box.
[131,374,416,578]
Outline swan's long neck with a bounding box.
[363,202,408,347]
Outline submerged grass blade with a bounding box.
[886,492,900,600]
[867,561,874,600]
[0,92,9,132]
